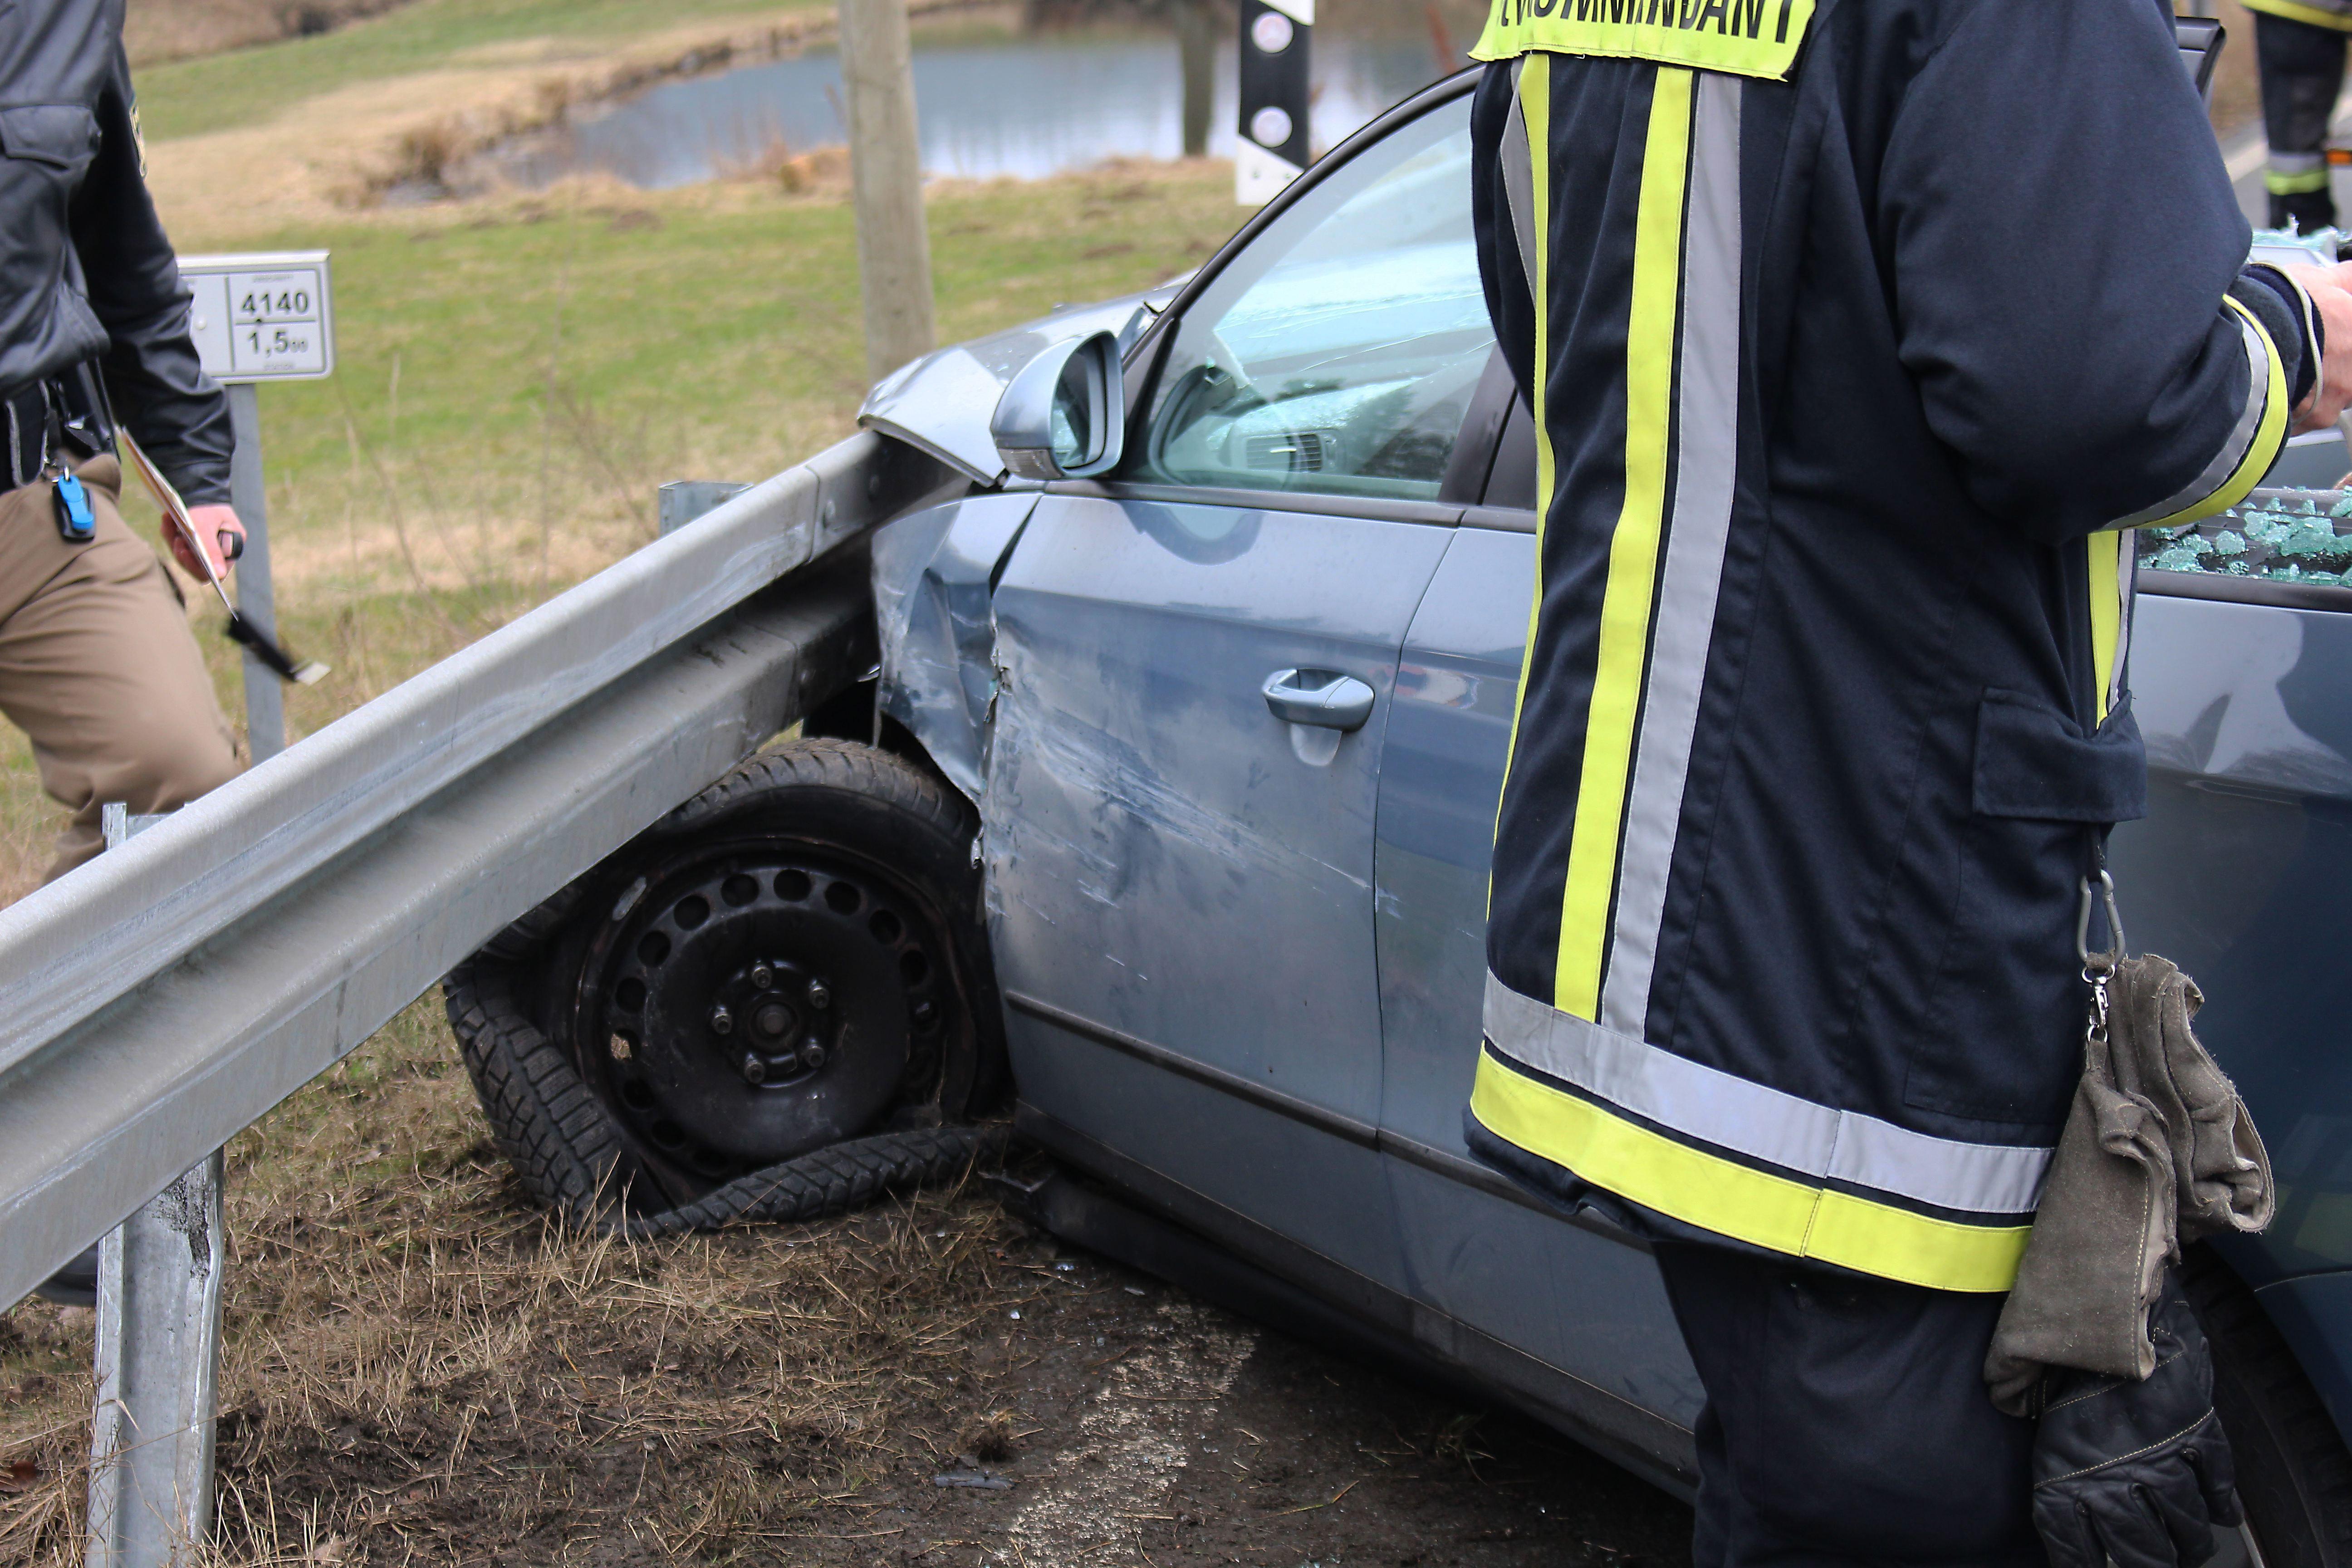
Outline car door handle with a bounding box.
[1262,669,1376,732]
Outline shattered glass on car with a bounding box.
[2136,488,2352,588]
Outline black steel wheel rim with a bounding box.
[569,839,953,1190]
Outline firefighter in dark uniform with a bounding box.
[11,0,246,1307]
[1464,0,2352,1561]
[2246,0,2352,232]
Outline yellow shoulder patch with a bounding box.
[1471,0,1816,81]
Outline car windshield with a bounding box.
[1132,95,1491,502]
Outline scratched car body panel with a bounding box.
[860,73,2352,1497]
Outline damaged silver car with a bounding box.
[451,71,2352,1563]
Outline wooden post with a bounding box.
[838,0,936,381]
[1176,0,1215,159]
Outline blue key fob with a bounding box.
[51,472,94,544]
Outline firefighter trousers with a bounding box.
[1653,1242,2043,1568]
[2258,10,2348,232]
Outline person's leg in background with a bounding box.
[2258,10,2352,233]
[1652,1241,2043,1568]
[0,446,241,1303]
[0,449,240,883]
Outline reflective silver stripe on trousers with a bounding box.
[1500,59,1537,321]
[2269,151,2327,174]
[2107,307,2273,529]
[1597,73,1742,1040]
[2110,526,2136,716]
[1485,970,2053,1216]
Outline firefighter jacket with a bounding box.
[0,0,231,502]
[1464,0,2312,1294]
[2242,0,2352,34]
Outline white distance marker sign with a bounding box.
[179,250,334,383]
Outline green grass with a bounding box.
[243,167,1232,549]
[0,165,1241,882]
[133,0,815,141]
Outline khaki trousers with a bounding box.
[0,451,240,882]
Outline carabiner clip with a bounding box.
[2076,869,2126,975]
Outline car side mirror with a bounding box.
[990,330,1124,481]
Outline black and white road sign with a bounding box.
[1236,0,1311,205]
[172,250,336,762]
[180,250,335,383]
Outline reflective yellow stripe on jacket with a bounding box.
[2242,0,2352,32]
[1474,1047,2034,1292]
[1473,54,2047,1295]
[1553,64,1692,1021]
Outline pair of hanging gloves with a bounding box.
[1985,955,2275,1568]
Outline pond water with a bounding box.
[467,31,1455,190]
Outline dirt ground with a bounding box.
[671,1201,1697,1568]
[836,1227,1697,1568]
[0,1003,1692,1568]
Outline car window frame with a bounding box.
[1067,69,1489,528]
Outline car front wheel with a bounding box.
[446,738,1005,1222]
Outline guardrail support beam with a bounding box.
[86,805,223,1568]
[88,1151,224,1568]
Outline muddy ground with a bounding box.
[698,1210,1696,1568]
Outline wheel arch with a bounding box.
[2185,1241,2352,1568]
[2246,1265,2352,1457]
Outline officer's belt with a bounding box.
[2,382,50,494]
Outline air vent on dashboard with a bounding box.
[1243,431,1330,473]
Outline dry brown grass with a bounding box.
[0,1000,1045,1567]
[146,0,1011,241]
[0,1000,1697,1568]
[125,0,420,68]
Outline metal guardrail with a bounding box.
[0,430,951,1313]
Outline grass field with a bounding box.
[0,159,1239,902]
[0,997,1093,1566]
[134,0,825,142]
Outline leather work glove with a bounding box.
[2032,1278,2241,1568]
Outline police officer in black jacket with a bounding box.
[10,1,246,1308]
[1465,0,2352,1562]
[1,0,244,886]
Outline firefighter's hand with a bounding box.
[2031,1283,2239,1568]
[2290,261,2352,434]
[167,503,245,582]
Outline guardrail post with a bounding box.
[226,383,285,763]
[657,480,751,537]
[87,804,224,1568]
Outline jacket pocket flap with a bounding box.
[0,105,98,168]
[1972,690,2147,823]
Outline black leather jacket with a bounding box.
[2,0,230,503]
